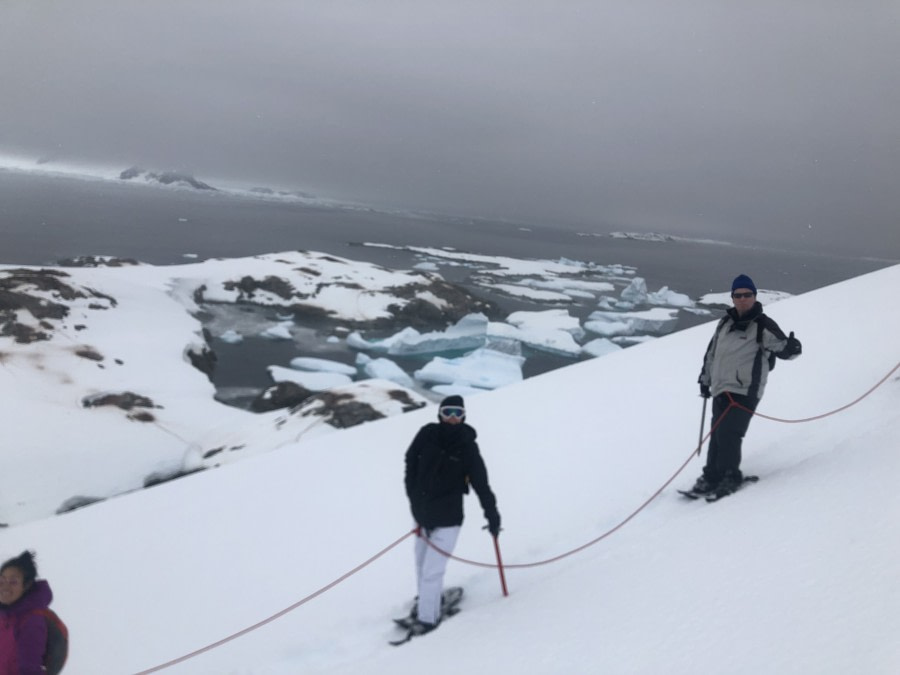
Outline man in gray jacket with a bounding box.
[694,274,802,497]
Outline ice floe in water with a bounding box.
[347,313,489,356]
[414,347,525,390]
[586,308,679,336]
[355,353,415,388]
[581,338,624,357]
[219,330,243,344]
[260,322,293,340]
[288,357,357,376]
[267,365,352,390]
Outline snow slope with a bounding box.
[3,265,899,674]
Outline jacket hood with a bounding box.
[0,579,52,615]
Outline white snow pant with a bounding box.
[414,525,461,625]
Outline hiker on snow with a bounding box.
[0,551,57,675]
[404,395,500,635]
[694,274,802,498]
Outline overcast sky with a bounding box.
[1,1,898,256]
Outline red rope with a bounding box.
[425,360,900,568]
[731,361,900,423]
[133,529,417,674]
[133,360,899,672]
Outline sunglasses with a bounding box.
[439,406,465,418]
[731,292,755,299]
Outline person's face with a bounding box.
[731,288,756,317]
[439,406,465,425]
[0,567,30,605]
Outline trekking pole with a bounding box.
[492,535,509,597]
[696,396,708,457]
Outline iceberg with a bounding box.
[288,357,357,376]
[619,277,648,305]
[355,353,414,388]
[267,365,352,391]
[260,322,293,340]
[347,313,488,356]
[414,347,525,390]
[587,308,679,335]
[505,309,583,335]
[647,286,694,308]
[583,318,634,337]
[582,338,623,358]
[219,330,243,344]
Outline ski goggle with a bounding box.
[439,406,466,419]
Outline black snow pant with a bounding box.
[703,392,759,482]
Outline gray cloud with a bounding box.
[1,0,898,256]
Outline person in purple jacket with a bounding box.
[0,551,54,675]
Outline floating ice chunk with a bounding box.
[506,309,582,335]
[516,278,614,298]
[647,286,694,308]
[620,277,648,305]
[347,313,488,356]
[219,330,243,344]
[582,338,623,358]
[487,312,582,357]
[289,357,357,376]
[413,261,440,272]
[519,328,582,356]
[597,297,617,310]
[267,365,352,390]
[260,322,293,340]
[414,347,525,390]
[588,308,679,334]
[583,318,633,337]
[481,284,573,302]
[347,327,419,353]
[355,353,414,387]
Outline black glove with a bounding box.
[785,331,802,357]
[485,511,501,537]
[699,383,711,399]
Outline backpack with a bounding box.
[30,608,68,675]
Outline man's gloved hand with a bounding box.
[485,511,501,537]
[785,331,802,357]
[700,384,711,399]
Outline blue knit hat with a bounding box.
[731,274,757,295]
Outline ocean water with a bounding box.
[2,171,893,405]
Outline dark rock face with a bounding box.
[251,381,313,412]
[297,388,426,429]
[0,268,116,343]
[221,275,299,301]
[143,467,203,488]
[186,343,217,378]
[57,495,105,514]
[119,166,216,191]
[388,389,428,413]
[56,256,141,268]
[82,391,158,410]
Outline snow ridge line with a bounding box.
[131,360,898,673]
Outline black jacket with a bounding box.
[404,421,499,531]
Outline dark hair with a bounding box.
[1,550,38,586]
